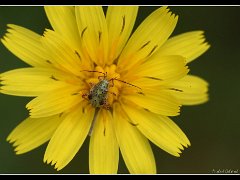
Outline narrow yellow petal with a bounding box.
[167,75,209,105]
[113,103,156,174]
[118,6,178,71]
[122,103,190,156]
[128,55,188,85]
[1,24,49,67]
[123,89,181,116]
[44,6,81,50]
[156,31,210,63]
[75,6,108,66]
[89,109,119,174]
[0,68,74,97]
[106,6,138,64]
[44,105,95,171]
[7,115,63,154]
[160,116,191,147]
[41,30,86,76]
[26,85,82,118]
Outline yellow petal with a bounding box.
[1,24,49,67]
[167,75,209,105]
[113,103,156,174]
[106,6,138,64]
[7,115,63,154]
[128,55,188,85]
[156,31,210,63]
[44,6,81,50]
[122,103,190,156]
[41,30,87,76]
[161,115,191,147]
[26,85,82,118]
[44,105,95,171]
[0,68,74,97]
[75,6,108,66]
[123,89,181,116]
[89,109,119,174]
[118,6,178,71]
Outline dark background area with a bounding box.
[0,6,239,174]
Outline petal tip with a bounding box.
[55,164,64,171]
[6,135,13,142]
[205,43,211,50]
[7,24,16,29]
[175,153,181,157]
[43,155,52,165]
[15,150,22,155]
[174,14,179,21]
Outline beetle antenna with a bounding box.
[80,70,106,77]
[111,77,142,90]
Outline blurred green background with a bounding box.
[0,6,240,174]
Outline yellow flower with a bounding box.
[0,6,210,174]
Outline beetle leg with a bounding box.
[89,82,95,88]
[102,100,110,110]
[109,78,115,87]
[82,93,89,100]
[108,91,116,96]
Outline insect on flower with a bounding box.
[1,6,210,174]
[81,70,142,109]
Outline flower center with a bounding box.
[81,64,122,108]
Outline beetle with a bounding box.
[82,70,142,136]
[82,70,141,109]
[87,77,110,108]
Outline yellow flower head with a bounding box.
[0,6,210,174]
